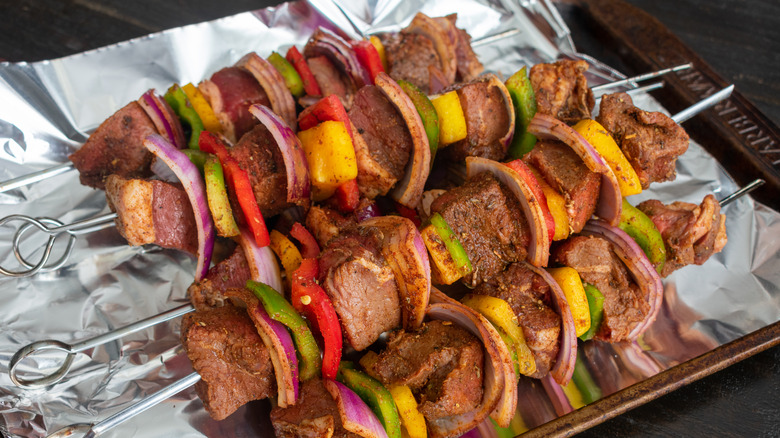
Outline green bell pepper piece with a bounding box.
[572,353,602,404]
[268,51,305,98]
[182,149,209,173]
[505,67,537,158]
[397,79,440,163]
[429,212,472,277]
[579,283,604,341]
[164,84,205,150]
[204,156,240,237]
[619,198,666,274]
[246,280,321,381]
[339,366,402,438]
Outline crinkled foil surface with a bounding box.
[1,0,779,437]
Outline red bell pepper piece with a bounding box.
[297,95,354,143]
[334,179,359,213]
[291,258,342,380]
[199,132,270,247]
[290,222,320,259]
[351,40,385,83]
[505,159,555,243]
[394,202,422,228]
[285,46,322,97]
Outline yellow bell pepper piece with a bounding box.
[431,91,468,146]
[421,224,463,285]
[269,230,303,275]
[562,380,586,409]
[547,267,590,337]
[182,83,223,134]
[461,294,537,376]
[369,35,388,72]
[389,384,427,438]
[297,121,358,201]
[527,164,570,240]
[574,119,642,196]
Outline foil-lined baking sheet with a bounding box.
[1,0,779,436]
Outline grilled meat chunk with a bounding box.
[368,320,484,421]
[437,14,484,82]
[597,92,689,188]
[443,77,511,161]
[474,263,561,378]
[637,194,727,276]
[104,175,197,254]
[530,60,595,124]
[181,304,276,421]
[271,379,361,438]
[430,172,529,287]
[188,247,251,311]
[69,101,157,189]
[525,140,601,233]
[305,55,355,110]
[348,85,413,198]
[553,235,649,342]
[318,226,401,351]
[381,32,445,94]
[199,66,270,143]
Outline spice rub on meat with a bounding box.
[318,225,401,351]
[271,379,361,438]
[104,175,197,254]
[525,140,601,233]
[348,85,413,198]
[553,235,649,342]
[436,14,484,82]
[638,194,727,276]
[181,304,276,421]
[530,59,595,125]
[199,66,271,143]
[474,263,561,378]
[381,32,445,95]
[366,320,484,421]
[188,246,252,311]
[69,101,157,189]
[430,172,529,287]
[306,55,356,110]
[597,92,689,188]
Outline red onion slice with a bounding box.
[427,293,516,432]
[236,53,297,130]
[360,216,430,330]
[237,227,283,294]
[466,156,550,267]
[249,104,311,204]
[525,263,577,385]
[305,27,372,89]
[541,374,574,417]
[375,72,432,209]
[406,13,457,85]
[139,90,186,150]
[143,134,214,280]
[527,113,622,226]
[323,379,389,438]
[355,201,381,222]
[581,219,664,339]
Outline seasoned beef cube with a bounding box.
[229,123,292,217]
[305,204,357,249]
[104,175,197,254]
[188,247,251,311]
[553,235,649,342]
[438,14,484,82]
[530,60,595,124]
[597,92,689,188]
[525,140,600,233]
[271,379,361,438]
[348,85,413,198]
[443,78,511,161]
[381,32,445,94]
[474,263,561,378]
[318,226,401,351]
[368,320,484,421]
[306,55,355,109]
[69,101,156,189]
[181,305,275,421]
[638,194,726,276]
[199,66,270,143]
[431,172,529,287]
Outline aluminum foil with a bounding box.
[1,0,779,437]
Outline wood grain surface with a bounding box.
[0,0,778,436]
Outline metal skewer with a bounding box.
[719,179,764,207]
[9,303,195,389]
[671,85,734,124]
[591,63,693,92]
[0,162,74,194]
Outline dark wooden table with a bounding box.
[1,0,778,436]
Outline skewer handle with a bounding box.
[9,303,195,389]
[0,162,74,194]
[671,85,734,124]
